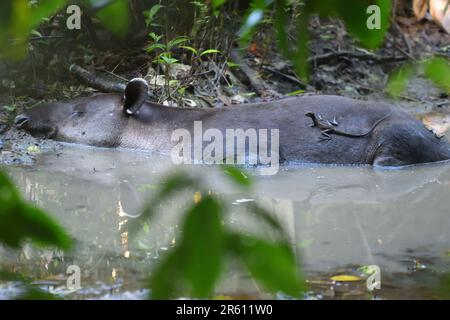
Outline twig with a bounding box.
[69,64,126,93]
[261,65,313,90]
[230,49,268,96]
[28,36,64,41]
[390,19,416,60]
[308,50,407,65]
[104,70,129,82]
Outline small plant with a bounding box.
[143,4,163,28]
[145,33,190,98]
[145,31,221,102]
[190,1,211,38]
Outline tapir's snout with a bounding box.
[14,114,29,129]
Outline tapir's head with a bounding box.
[15,79,149,146]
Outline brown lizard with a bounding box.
[305,111,393,142]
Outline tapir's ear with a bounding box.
[123,78,149,115]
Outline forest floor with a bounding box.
[0,13,449,165]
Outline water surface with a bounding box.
[1,144,450,299]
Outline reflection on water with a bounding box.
[1,144,450,299]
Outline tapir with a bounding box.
[14,78,450,167]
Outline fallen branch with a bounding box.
[308,50,407,65]
[230,49,269,96]
[69,64,157,100]
[69,64,127,93]
[261,65,313,90]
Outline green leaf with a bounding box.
[274,0,310,80]
[150,248,184,299]
[180,45,199,55]
[423,57,450,94]
[17,287,61,300]
[221,165,252,189]
[148,32,163,42]
[229,233,304,297]
[180,196,224,297]
[200,49,221,57]
[145,43,166,53]
[150,196,224,299]
[159,54,179,65]
[30,29,42,37]
[0,0,66,59]
[212,0,227,9]
[127,172,198,236]
[28,0,67,31]
[287,89,305,96]
[96,0,130,38]
[438,273,450,299]
[249,204,287,240]
[386,63,415,98]
[0,171,72,250]
[167,37,189,50]
[227,62,239,68]
[239,0,274,45]
[335,0,391,49]
[143,4,163,27]
[305,0,391,49]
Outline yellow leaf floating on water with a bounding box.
[27,145,40,153]
[193,191,202,203]
[330,275,362,282]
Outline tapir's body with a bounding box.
[15,79,450,167]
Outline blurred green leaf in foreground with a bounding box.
[0,170,72,299]
[0,171,71,250]
[128,166,305,299]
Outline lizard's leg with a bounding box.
[319,130,331,142]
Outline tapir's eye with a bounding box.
[72,111,84,117]
[72,103,86,117]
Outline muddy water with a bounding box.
[1,144,450,300]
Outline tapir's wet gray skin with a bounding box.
[15,81,450,167]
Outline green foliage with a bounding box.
[2,105,16,113]
[143,4,163,27]
[0,171,72,299]
[177,196,224,297]
[0,0,132,59]
[95,0,130,38]
[212,0,227,9]
[128,167,305,299]
[200,49,221,57]
[423,58,450,93]
[217,0,391,80]
[306,0,391,48]
[222,165,252,190]
[0,171,72,250]
[238,0,274,44]
[146,35,187,66]
[438,273,450,299]
[386,63,415,98]
[228,233,304,297]
[0,0,66,59]
[387,57,450,97]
